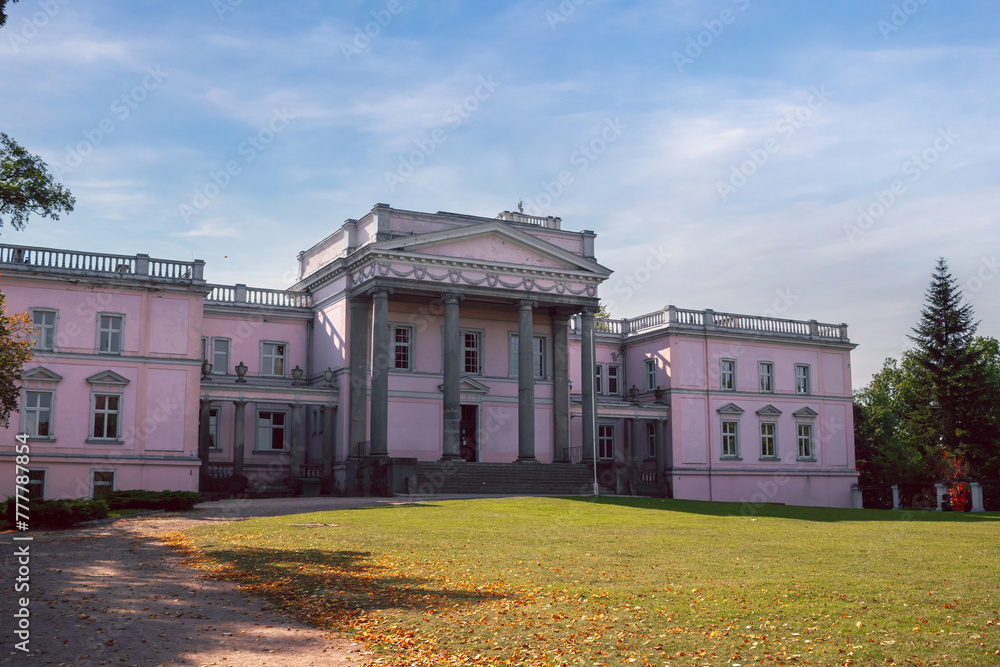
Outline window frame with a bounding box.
[27,469,46,501]
[96,313,125,355]
[797,422,814,460]
[508,333,547,379]
[391,324,414,371]
[795,364,811,395]
[645,422,656,459]
[597,422,616,460]
[759,421,777,459]
[644,358,657,391]
[721,420,740,459]
[595,363,603,395]
[22,389,54,439]
[260,341,288,377]
[208,406,221,450]
[29,308,57,351]
[212,338,231,375]
[758,361,774,393]
[720,358,736,391]
[89,392,123,443]
[255,409,289,452]
[91,469,116,500]
[461,329,483,375]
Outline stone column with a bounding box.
[289,403,304,484]
[233,400,247,477]
[198,399,212,467]
[322,406,335,477]
[552,313,570,462]
[934,482,947,511]
[970,482,985,512]
[369,287,393,457]
[655,419,667,474]
[581,309,596,462]
[891,484,900,510]
[441,293,463,460]
[348,298,369,459]
[631,419,643,464]
[517,300,538,462]
[851,484,863,509]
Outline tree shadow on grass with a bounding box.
[556,495,1000,523]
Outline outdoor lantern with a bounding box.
[324,367,335,386]
[235,361,248,383]
[201,359,213,379]
[291,365,304,385]
[629,384,640,401]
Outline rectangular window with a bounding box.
[261,342,286,377]
[212,339,231,375]
[24,390,53,437]
[760,422,776,458]
[30,310,56,351]
[595,363,621,395]
[796,364,810,394]
[758,362,773,393]
[797,423,813,459]
[92,470,115,500]
[27,470,45,500]
[646,422,656,459]
[720,359,735,391]
[607,364,620,396]
[595,363,603,394]
[644,358,657,391]
[310,406,324,436]
[98,314,123,354]
[393,326,412,370]
[509,335,545,378]
[722,420,739,458]
[257,411,287,450]
[209,407,220,449]
[92,394,121,440]
[463,331,481,374]
[201,337,208,362]
[598,424,615,459]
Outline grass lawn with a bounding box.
[173,497,1000,666]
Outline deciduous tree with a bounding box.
[1,132,75,234]
[0,291,32,428]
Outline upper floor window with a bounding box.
[23,390,53,438]
[720,359,736,391]
[98,314,123,355]
[212,339,231,375]
[463,330,481,375]
[509,334,546,379]
[30,309,56,351]
[393,326,413,370]
[595,363,621,395]
[261,342,286,377]
[795,364,811,394]
[644,358,657,391]
[758,361,774,393]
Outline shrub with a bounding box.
[105,490,201,512]
[3,497,108,529]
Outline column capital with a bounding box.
[232,399,248,407]
[581,307,598,318]
[442,292,466,305]
[368,286,394,298]
[516,299,539,310]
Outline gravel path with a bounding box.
[0,495,489,666]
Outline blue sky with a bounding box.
[2,0,998,386]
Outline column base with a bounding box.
[439,454,464,462]
[515,456,538,463]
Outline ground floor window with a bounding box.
[257,411,287,450]
[27,470,45,501]
[760,422,776,458]
[209,407,220,449]
[92,470,115,500]
[722,420,739,458]
[598,424,615,459]
[797,423,813,459]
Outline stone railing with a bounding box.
[205,283,312,309]
[571,305,849,342]
[0,243,204,282]
[495,211,562,229]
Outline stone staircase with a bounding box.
[413,461,614,496]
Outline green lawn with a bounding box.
[176,498,1000,666]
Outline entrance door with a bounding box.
[459,404,478,462]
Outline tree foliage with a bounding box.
[0,132,75,233]
[0,290,32,428]
[855,259,1000,485]
[0,0,19,28]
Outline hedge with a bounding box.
[3,497,108,530]
[105,490,202,512]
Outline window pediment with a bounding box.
[756,404,782,416]
[793,406,819,419]
[717,402,745,416]
[86,370,130,386]
[19,366,63,383]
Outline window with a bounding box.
[256,411,287,450]
[463,330,481,374]
[98,314,123,354]
[795,364,810,394]
[722,420,740,458]
[595,363,602,394]
[30,309,56,351]
[310,406,324,436]
[92,470,115,500]
[24,390,53,437]
[212,339,231,375]
[27,470,45,501]
[644,358,657,391]
[261,342,286,377]
[646,422,656,459]
[201,337,208,362]
[598,423,615,459]
[720,359,736,391]
[758,362,773,393]
[797,423,813,459]
[393,326,413,370]
[607,364,620,395]
[595,363,621,395]
[509,335,546,379]
[209,407,220,449]
[760,422,776,458]
[91,394,121,440]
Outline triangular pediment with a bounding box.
[717,402,745,416]
[793,407,819,418]
[756,404,783,416]
[19,366,63,382]
[437,375,490,394]
[374,221,611,276]
[86,370,130,386]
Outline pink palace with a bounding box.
[0,205,859,507]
